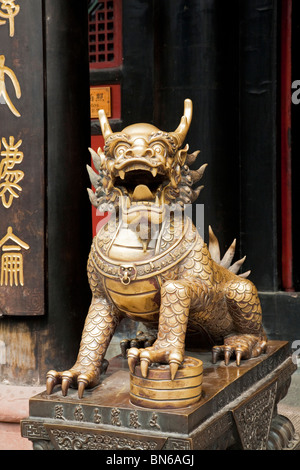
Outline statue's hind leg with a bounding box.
[212,277,267,365]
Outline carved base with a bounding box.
[130,356,203,409]
[21,341,299,450]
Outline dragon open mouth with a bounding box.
[114,168,167,203]
[113,167,169,229]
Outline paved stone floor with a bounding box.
[280,368,300,408]
[277,368,300,449]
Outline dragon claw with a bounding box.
[127,347,140,373]
[140,350,151,378]
[61,371,74,396]
[46,377,55,395]
[45,363,107,398]
[169,362,180,380]
[127,346,184,380]
[211,334,267,366]
[212,346,221,364]
[140,359,150,378]
[212,344,244,366]
[224,346,233,365]
[235,348,243,366]
[78,383,86,400]
[46,370,60,395]
[77,374,89,399]
[61,378,71,396]
[169,351,184,380]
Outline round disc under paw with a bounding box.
[130,356,203,409]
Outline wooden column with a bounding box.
[239,0,279,291]
[44,0,92,374]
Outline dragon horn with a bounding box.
[171,99,193,147]
[98,109,113,140]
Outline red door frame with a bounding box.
[281,0,294,291]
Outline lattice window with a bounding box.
[88,0,122,68]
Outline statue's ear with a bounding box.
[175,144,189,167]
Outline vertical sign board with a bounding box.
[0,1,45,315]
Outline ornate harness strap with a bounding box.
[91,218,198,285]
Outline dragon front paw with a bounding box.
[120,330,156,358]
[46,359,109,399]
[127,345,184,380]
[212,334,267,366]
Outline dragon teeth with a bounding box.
[119,170,125,180]
[151,167,158,177]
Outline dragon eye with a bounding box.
[151,142,166,155]
[115,143,130,157]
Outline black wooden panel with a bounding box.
[239,0,279,291]
[0,1,45,315]
[152,0,240,252]
[122,0,155,125]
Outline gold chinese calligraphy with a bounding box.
[0,55,21,117]
[0,136,24,208]
[0,0,20,37]
[0,226,30,286]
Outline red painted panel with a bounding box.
[90,83,121,236]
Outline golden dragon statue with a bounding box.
[46,99,267,398]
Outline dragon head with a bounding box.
[87,99,207,226]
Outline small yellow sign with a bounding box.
[90,86,111,119]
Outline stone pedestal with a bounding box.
[21,341,299,450]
